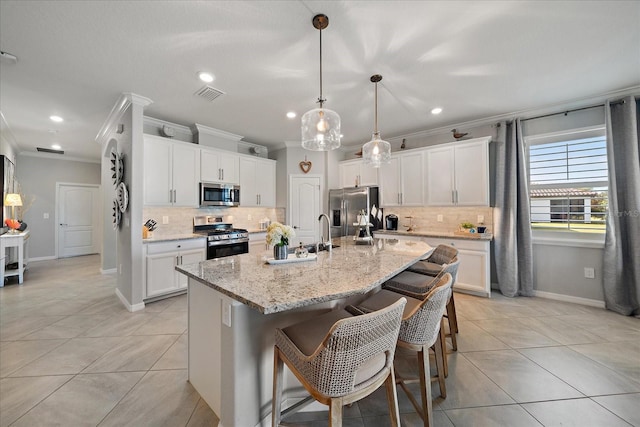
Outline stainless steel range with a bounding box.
[193,216,249,259]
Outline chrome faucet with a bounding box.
[318,214,332,253]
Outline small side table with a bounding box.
[0,230,30,286]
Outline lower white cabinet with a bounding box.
[375,232,491,297]
[249,232,268,254]
[145,238,205,299]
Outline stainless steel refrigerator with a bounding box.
[329,186,381,238]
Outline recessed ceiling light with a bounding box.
[286,112,296,119]
[431,107,443,115]
[50,115,64,122]
[198,72,214,83]
[51,144,61,150]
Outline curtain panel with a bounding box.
[494,119,534,297]
[603,96,640,316]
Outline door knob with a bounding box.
[59,223,68,226]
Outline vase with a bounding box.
[274,245,288,260]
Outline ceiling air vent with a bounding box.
[37,147,64,155]
[194,85,225,102]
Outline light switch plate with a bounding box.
[477,215,484,224]
[584,267,595,279]
[162,216,169,224]
[437,214,443,222]
[222,299,232,327]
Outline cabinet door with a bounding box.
[256,159,276,207]
[239,157,258,206]
[177,249,205,289]
[200,150,221,183]
[455,249,488,295]
[400,152,424,206]
[146,252,178,297]
[454,141,489,206]
[379,156,401,206]
[340,161,361,188]
[425,146,455,206]
[219,153,239,184]
[359,163,379,186]
[144,138,173,205]
[172,144,200,207]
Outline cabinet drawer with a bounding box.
[146,238,205,255]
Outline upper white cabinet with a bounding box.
[379,151,424,207]
[201,148,239,184]
[339,159,378,188]
[144,135,200,207]
[239,156,276,207]
[425,137,490,206]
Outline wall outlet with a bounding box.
[584,267,595,279]
[162,216,169,224]
[43,212,49,219]
[437,214,443,222]
[248,214,252,221]
[477,215,484,224]
[221,299,232,327]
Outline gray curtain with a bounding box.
[603,96,640,316]
[494,119,534,297]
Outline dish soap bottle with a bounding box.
[295,242,309,258]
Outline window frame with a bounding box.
[525,125,608,239]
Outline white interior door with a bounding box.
[58,184,100,258]
[289,175,321,245]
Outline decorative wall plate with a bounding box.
[112,199,121,230]
[117,182,129,213]
[110,148,124,186]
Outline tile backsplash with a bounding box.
[143,206,285,236]
[382,206,494,233]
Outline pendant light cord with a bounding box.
[374,81,378,133]
[318,26,324,107]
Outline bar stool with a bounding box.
[272,298,407,427]
[351,273,453,427]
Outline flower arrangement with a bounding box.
[266,222,295,247]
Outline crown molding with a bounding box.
[143,116,192,135]
[95,92,153,145]
[191,123,243,141]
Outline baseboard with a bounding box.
[115,288,145,312]
[532,289,605,308]
[29,255,57,262]
[100,268,117,274]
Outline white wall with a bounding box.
[15,155,101,259]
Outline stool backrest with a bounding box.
[398,273,452,347]
[429,244,458,265]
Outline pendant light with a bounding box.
[301,14,341,151]
[362,74,391,167]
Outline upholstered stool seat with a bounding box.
[272,298,407,427]
[408,244,459,277]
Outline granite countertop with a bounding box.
[374,229,493,241]
[142,233,205,243]
[176,236,433,314]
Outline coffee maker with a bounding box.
[385,214,398,230]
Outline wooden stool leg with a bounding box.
[329,397,343,427]
[440,318,449,378]
[385,369,401,427]
[450,293,459,333]
[272,347,284,427]
[433,334,447,398]
[417,346,434,427]
[447,299,458,351]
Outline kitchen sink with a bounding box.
[288,243,339,254]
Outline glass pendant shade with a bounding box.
[301,107,341,151]
[362,132,391,168]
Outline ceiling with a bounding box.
[1,1,639,162]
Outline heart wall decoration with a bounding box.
[299,156,312,174]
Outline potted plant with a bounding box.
[459,222,475,233]
[266,222,296,260]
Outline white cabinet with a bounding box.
[239,157,276,207]
[379,151,424,206]
[249,232,268,254]
[425,137,490,206]
[145,238,205,299]
[374,232,491,297]
[201,149,239,184]
[339,159,378,188]
[144,135,200,207]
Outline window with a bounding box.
[527,126,608,233]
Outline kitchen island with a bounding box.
[176,236,432,427]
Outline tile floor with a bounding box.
[1,255,639,426]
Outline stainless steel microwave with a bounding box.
[199,182,240,207]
